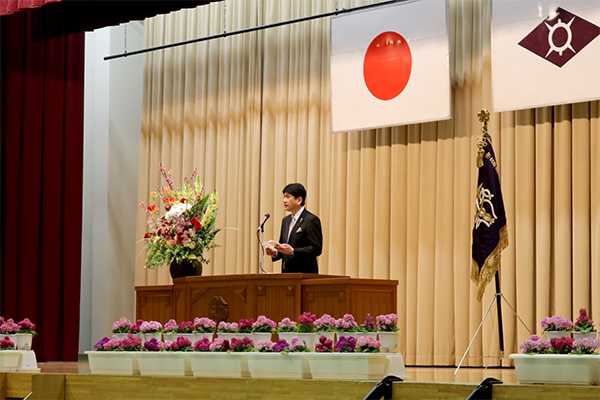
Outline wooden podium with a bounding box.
[136,274,397,324]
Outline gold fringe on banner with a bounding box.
[471,224,509,302]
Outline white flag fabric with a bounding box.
[492,0,600,112]
[330,0,451,133]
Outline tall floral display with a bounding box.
[140,163,220,277]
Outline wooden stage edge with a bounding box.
[2,363,599,400]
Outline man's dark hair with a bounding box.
[283,183,306,206]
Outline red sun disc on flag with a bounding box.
[363,31,412,101]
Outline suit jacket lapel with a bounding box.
[288,209,306,244]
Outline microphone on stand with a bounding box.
[257,213,270,273]
[257,213,270,232]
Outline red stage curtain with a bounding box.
[0,10,84,362]
[0,0,63,16]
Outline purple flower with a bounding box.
[360,315,377,332]
[272,339,290,352]
[94,337,111,351]
[335,335,357,352]
[142,338,161,352]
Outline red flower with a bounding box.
[144,233,151,238]
[190,217,202,230]
[180,198,186,203]
[147,204,156,213]
[163,196,176,205]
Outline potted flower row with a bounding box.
[0,317,37,350]
[541,308,598,340]
[0,336,21,372]
[511,334,600,385]
[88,334,389,379]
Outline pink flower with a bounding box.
[357,336,381,352]
[103,338,122,351]
[217,321,238,333]
[519,334,551,354]
[140,321,162,333]
[376,313,399,332]
[209,338,230,352]
[289,337,308,352]
[0,318,19,334]
[193,338,211,351]
[251,316,276,333]
[335,314,358,332]
[257,340,275,352]
[193,317,216,333]
[0,336,16,350]
[111,317,134,334]
[314,314,336,331]
[18,318,36,332]
[277,318,298,333]
[164,319,178,332]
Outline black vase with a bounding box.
[169,259,203,279]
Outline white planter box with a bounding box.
[377,332,399,352]
[188,352,250,378]
[247,353,311,379]
[14,334,33,351]
[16,350,39,372]
[510,354,600,385]
[307,353,388,380]
[0,351,21,372]
[85,351,139,375]
[136,352,191,376]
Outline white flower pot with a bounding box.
[247,352,311,379]
[136,352,191,376]
[15,334,33,350]
[162,332,179,342]
[85,351,139,375]
[112,333,129,340]
[377,331,399,352]
[142,332,162,343]
[176,333,196,343]
[316,332,336,343]
[251,332,272,346]
[545,330,570,339]
[573,331,598,340]
[510,354,600,385]
[16,350,39,371]
[217,332,237,341]
[307,353,388,380]
[0,350,21,372]
[194,332,214,343]
[188,352,250,378]
[295,333,317,351]
[357,332,378,340]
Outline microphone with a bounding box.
[257,213,270,232]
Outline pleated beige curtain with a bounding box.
[136,0,600,366]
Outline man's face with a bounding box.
[283,192,302,214]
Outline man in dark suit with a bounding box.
[266,183,323,274]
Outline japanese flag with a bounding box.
[492,0,600,112]
[330,0,451,133]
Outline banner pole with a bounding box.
[494,272,504,357]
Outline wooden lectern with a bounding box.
[135,274,398,324]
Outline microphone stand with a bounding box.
[257,226,266,274]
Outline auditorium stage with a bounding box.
[3,361,599,400]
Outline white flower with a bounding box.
[165,203,191,220]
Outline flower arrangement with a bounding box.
[94,337,111,351]
[111,317,133,334]
[17,318,37,336]
[140,163,221,269]
[518,335,551,354]
[217,321,238,333]
[140,321,163,334]
[164,319,179,334]
[251,315,277,333]
[102,338,122,351]
[142,338,161,352]
[357,336,381,353]
[315,335,334,353]
[193,338,212,351]
[193,317,216,334]
[288,337,309,352]
[540,315,573,332]
[0,337,16,351]
[572,338,600,355]
[236,319,255,334]
[178,321,194,334]
[277,318,298,333]
[297,312,316,333]
[314,314,336,333]
[129,319,144,335]
[120,334,142,351]
[335,314,358,332]
[209,338,230,352]
[573,308,596,333]
[0,319,20,335]
[272,339,291,352]
[335,336,357,352]
[376,313,399,332]
[160,337,193,351]
[359,315,377,333]
[256,340,275,352]
[230,337,254,352]
[549,337,575,354]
